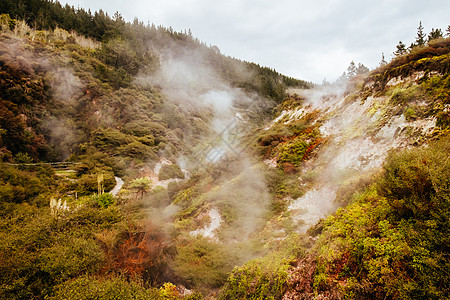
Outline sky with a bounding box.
[60,0,449,83]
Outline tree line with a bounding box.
[0,0,311,101]
[394,21,450,56]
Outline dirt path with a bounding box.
[110,176,124,196]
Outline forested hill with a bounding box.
[0,1,449,299]
[0,0,309,91]
[0,2,311,163]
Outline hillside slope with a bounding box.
[0,3,449,299]
[221,38,450,299]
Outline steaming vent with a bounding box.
[190,208,223,241]
[280,83,437,232]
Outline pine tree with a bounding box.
[447,25,450,37]
[379,53,387,67]
[394,41,407,56]
[347,61,357,77]
[356,63,369,75]
[415,21,426,46]
[337,72,347,83]
[428,28,443,42]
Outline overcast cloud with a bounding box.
[61,0,449,83]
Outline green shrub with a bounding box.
[52,275,161,300]
[38,236,105,281]
[76,172,115,196]
[333,173,375,207]
[0,203,121,299]
[13,152,33,163]
[172,238,239,292]
[378,136,450,220]
[219,253,292,300]
[159,164,185,181]
[436,110,450,128]
[137,135,155,146]
[122,120,166,138]
[63,204,123,229]
[420,70,450,104]
[93,128,133,150]
[277,137,308,167]
[117,140,157,160]
[403,106,417,121]
[94,193,115,208]
[0,163,52,204]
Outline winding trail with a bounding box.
[110,176,124,196]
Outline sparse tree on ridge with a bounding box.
[347,61,357,77]
[394,41,407,56]
[379,53,387,67]
[336,72,347,83]
[447,25,450,37]
[428,28,443,42]
[322,78,330,85]
[415,21,426,46]
[356,63,369,75]
[344,62,369,79]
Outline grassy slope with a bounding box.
[221,39,450,300]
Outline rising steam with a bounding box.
[0,35,84,159]
[283,79,437,232]
[136,43,272,243]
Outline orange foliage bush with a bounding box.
[100,223,177,284]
